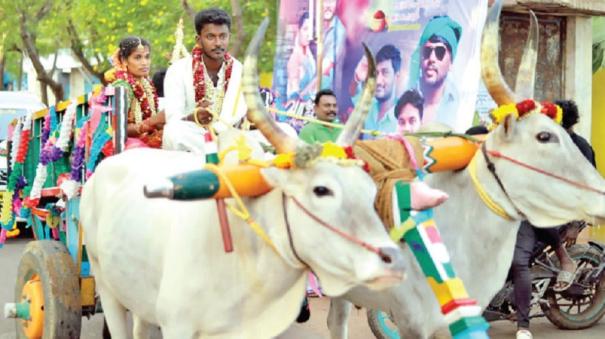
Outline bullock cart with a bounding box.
[0,80,494,339]
[2,86,128,338]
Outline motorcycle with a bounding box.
[367,222,605,338]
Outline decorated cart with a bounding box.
[2,86,128,338]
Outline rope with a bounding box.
[353,138,422,230]
[467,154,513,221]
[266,107,484,142]
[203,163,279,253]
[290,196,388,261]
[486,150,605,195]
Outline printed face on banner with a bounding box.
[376,59,398,102]
[421,41,453,87]
[272,0,485,134]
[324,0,337,21]
[397,103,422,134]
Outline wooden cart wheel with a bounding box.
[14,240,81,339]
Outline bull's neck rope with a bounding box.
[468,150,514,221]
[206,160,388,267]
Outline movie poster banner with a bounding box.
[272,0,487,134]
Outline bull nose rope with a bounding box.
[486,149,605,195]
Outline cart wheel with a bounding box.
[14,240,81,339]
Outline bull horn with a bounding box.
[514,10,538,100]
[336,43,377,146]
[480,0,517,105]
[243,17,298,153]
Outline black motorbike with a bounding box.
[483,223,605,330]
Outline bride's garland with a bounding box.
[113,69,158,124]
[192,46,233,115]
[24,101,78,208]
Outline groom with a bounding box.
[163,8,247,154]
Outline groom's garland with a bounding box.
[192,46,233,116]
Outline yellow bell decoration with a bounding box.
[320,142,348,159]
[272,153,294,169]
[554,105,563,125]
[490,104,518,125]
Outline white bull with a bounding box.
[327,112,605,338]
[81,148,405,338]
[80,19,405,339]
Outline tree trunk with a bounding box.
[229,0,245,57]
[67,20,104,82]
[40,81,48,106]
[181,0,195,20]
[17,54,23,90]
[18,10,64,102]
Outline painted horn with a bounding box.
[336,43,377,146]
[514,10,539,100]
[243,17,298,153]
[480,0,517,105]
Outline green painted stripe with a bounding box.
[15,301,31,320]
[206,153,219,165]
[395,180,411,222]
[170,170,220,200]
[448,316,489,335]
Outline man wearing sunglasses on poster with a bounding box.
[408,15,462,128]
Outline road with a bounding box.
[1,239,603,338]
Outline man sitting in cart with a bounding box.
[162,8,247,154]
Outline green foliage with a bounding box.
[594,17,605,73]
[0,0,278,83]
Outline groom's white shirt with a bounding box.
[162,56,247,153]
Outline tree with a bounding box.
[0,0,278,98]
[13,0,66,103]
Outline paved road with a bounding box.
[1,239,603,338]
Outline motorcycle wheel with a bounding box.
[541,243,605,329]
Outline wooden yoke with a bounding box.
[422,135,487,173]
[144,164,272,200]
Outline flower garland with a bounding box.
[0,115,33,245]
[171,18,191,64]
[114,70,158,124]
[272,142,366,170]
[491,99,563,127]
[24,101,78,208]
[9,120,22,167]
[192,46,233,115]
[70,124,87,183]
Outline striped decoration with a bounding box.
[392,180,489,339]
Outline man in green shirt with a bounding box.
[299,89,342,143]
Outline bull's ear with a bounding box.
[500,113,517,141]
[260,167,289,188]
